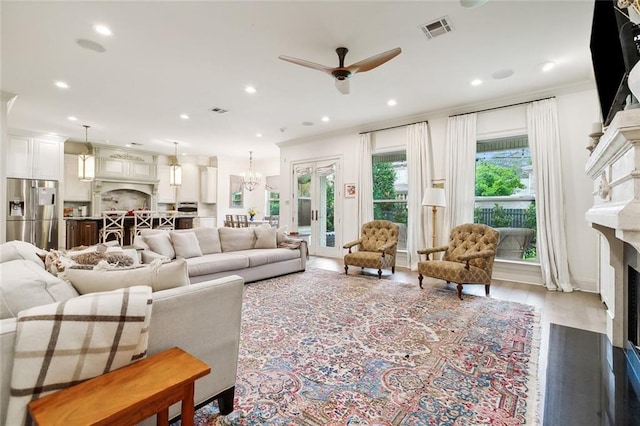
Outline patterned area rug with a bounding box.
[191,269,540,425]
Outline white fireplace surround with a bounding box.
[585,108,640,348]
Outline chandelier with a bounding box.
[169,141,182,186]
[242,151,261,191]
[78,125,95,181]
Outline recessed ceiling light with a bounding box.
[542,61,555,72]
[256,133,262,137]
[471,79,483,86]
[67,116,78,121]
[180,114,190,120]
[93,24,112,36]
[55,81,69,89]
[245,86,256,94]
[125,144,132,148]
[181,153,186,156]
[321,116,330,122]
[492,69,514,80]
[387,99,397,106]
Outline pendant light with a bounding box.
[78,125,95,181]
[169,141,182,186]
[242,150,261,191]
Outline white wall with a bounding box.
[278,88,600,291]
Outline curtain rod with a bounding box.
[448,96,556,118]
[359,120,428,135]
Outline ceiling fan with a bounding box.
[278,47,402,95]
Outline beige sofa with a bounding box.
[134,226,307,283]
[0,241,244,425]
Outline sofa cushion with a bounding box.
[173,227,222,254]
[244,248,302,268]
[218,227,256,252]
[170,231,203,259]
[144,232,175,259]
[185,253,249,277]
[254,227,277,249]
[0,241,47,266]
[0,259,79,319]
[65,259,190,294]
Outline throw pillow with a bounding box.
[143,232,175,259]
[218,227,257,252]
[254,227,277,249]
[170,231,203,259]
[0,240,47,266]
[276,226,291,244]
[0,259,79,319]
[66,259,190,294]
[172,227,222,254]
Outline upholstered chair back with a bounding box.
[360,220,399,255]
[444,223,500,274]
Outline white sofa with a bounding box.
[0,241,244,425]
[134,226,307,283]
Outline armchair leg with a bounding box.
[344,265,349,275]
[392,266,395,274]
[377,269,382,279]
[418,274,423,289]
[457,283,463,300]
[485,284,490,296]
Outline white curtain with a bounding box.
[444,113,477,238]
[406,122,432,270]
[527,99,573,292]
[357,133,374,230]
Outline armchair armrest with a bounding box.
[457,249,495,262]
[343,238,363,253]
[377,241,397,253]
[417,245,449,260]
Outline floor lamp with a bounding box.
[422,187,446,247]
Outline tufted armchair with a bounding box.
[343,220,399,279]
[417,223,499,300]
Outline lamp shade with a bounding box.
[422,187,446,207]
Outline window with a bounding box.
[372,151,407,250]
[474,136,537,262]
[265,175,280,217]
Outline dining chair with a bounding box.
[156,211,177,230]
[236,215,249,228]
[225,214,236,228]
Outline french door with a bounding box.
[292,158,340,257]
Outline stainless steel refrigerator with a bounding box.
[6,178,59,250]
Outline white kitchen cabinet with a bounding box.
[7,134,63,180]
[176,163,200,202]
[63,154,92,201]
[200,167,217,203]
[157,164,175,203]
[96,157,156,181]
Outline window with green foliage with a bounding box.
[474,136,537,262]
[372,151,407,250]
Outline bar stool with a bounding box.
[101,211,127,246]
[156,211,177,230]
[129,210,155,244]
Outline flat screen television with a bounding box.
[590,0,640,126]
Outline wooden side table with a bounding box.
[28,347,210,426]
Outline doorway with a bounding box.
[292,158,341,257]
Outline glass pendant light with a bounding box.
[169,141,182,186]
[78,125,95,181]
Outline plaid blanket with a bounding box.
[6,286,153,426]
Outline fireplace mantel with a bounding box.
[585,108,640,348]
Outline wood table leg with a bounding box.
[181,382,196,426]
[157,408,169,426]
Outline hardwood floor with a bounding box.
[308,256,609,423]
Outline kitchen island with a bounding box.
[64,215,202,249]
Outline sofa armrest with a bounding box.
[417,245,449,260]
[1,318,17,426]
[343,238,362,251]
[377,241,397,253]
[457,249,495,262]
[147,275,244,415]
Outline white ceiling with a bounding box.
[1,1,596,161]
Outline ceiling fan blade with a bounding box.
[278,55,334,74]
[335,78,350,95]
[345,47,402,74]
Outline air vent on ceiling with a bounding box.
[209,107,229,114]
[419,16,453,40]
